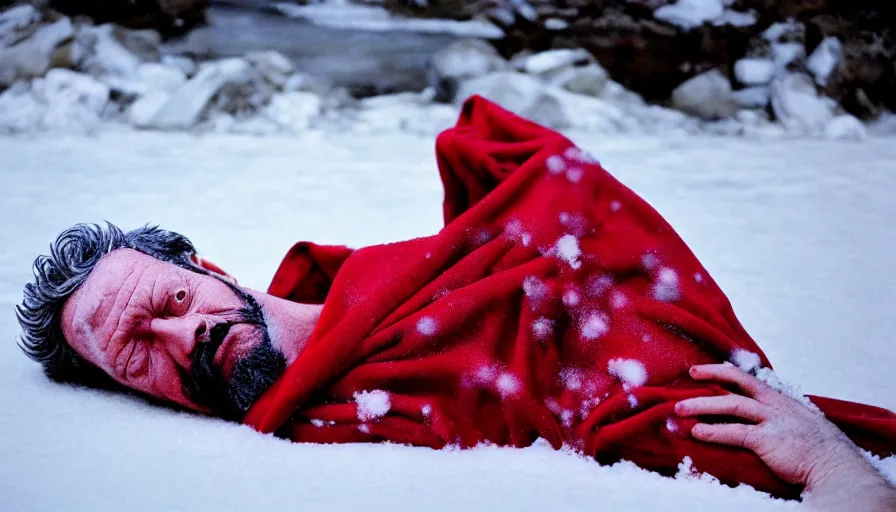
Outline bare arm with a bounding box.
[675,364,896,511]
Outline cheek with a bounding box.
[146,351,198,410]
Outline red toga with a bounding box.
[244,96,896,497]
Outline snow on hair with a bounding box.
[16,222,198,387]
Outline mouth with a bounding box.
[213,324,253,380]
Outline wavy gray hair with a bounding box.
[16,222,199,387]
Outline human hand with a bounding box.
[674,364,871,489]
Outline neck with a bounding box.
[245,289,322,366]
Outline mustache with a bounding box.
[180,279,285,420]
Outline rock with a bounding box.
[0,17,74,87]
[263,91,323,132]
[734,58,776,86]
[544,63,608,97]
[770,72,835,135]
[428,39,507,102]
[0,81,45,133]
[127,90,170,128]
[806,37,841,87]
[771,42,804,70]
[732,86,770,108]
[654,0,724,30]
[520,48,592,76]
[246,50,295,89]
[47,0,208,35]
[670,69,736,119]
[824,114,866,141]
[0,4,40,48]
[33,68,110,131]
[161,55,196,77]
[146,58,252,130]
[136,62,186,93]
[282,73,332,96]
[544,18,569,31]
[455,71,570,129]
[762,21,803,43]
[76,24,143,81]
[111,26,161,62]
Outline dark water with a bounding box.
[163,3,464,95]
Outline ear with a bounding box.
[190,254,238,285]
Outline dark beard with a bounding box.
[180,279,286,421]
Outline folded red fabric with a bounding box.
[244,95,895,497]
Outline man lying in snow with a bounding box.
[17,96,896,508]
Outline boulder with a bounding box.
[824,114,866,141]
[734,58,776,86]
[0,4,40,48]
[544,63,609,97]
[246,50,295,89]
[161,55,196,77]
[143,58,253,130]
[654,0,725,30]
[33,68,110,131]
[0,81,45,133]
[128,90,170,128]
[806,37,841,87]
[519,48,592,76]
[770,72,835,135]
[76,24,143,82]
[136,62,186,93]
[732,86,770,108]
[264,91,323,132]
[0,17,74,87]
[455,71,570,129]
[428,39,507,102]
[670,69,736,119]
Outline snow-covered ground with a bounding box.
[1,129,894,511]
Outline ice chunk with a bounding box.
[354,389,392,421]
[734,58,776,86]
[806,37,842,87]
[608,358,648,387]
[654,0,724,30]
[416,316,438,336]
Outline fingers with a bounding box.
[690,423,756,450]
[675,394,769,423]
[688,364,770,399]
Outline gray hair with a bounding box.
[16,222,198,387]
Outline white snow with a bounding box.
[354,389,392,421]
[654,0,754,30]
[806,37,842,87]
[496,372,522,398]
[580,312,609,340]
[272,1,503,39]
[608,358,648,388]
[734,58,776,86]
[652,267,681,302]
[554,235,582,270]
[532,317,554,340]
[416,316,438,336]
[0,130,894,511]
[730,349,761,372]
[522,276,548,301]
[546,154,566,174]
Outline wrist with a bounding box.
[804,441,878,492]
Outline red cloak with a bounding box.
[244,96,896,497]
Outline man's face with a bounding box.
[60,249,284,418]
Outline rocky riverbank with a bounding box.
[0,0,892,139]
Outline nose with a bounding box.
[150,315,211,370]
